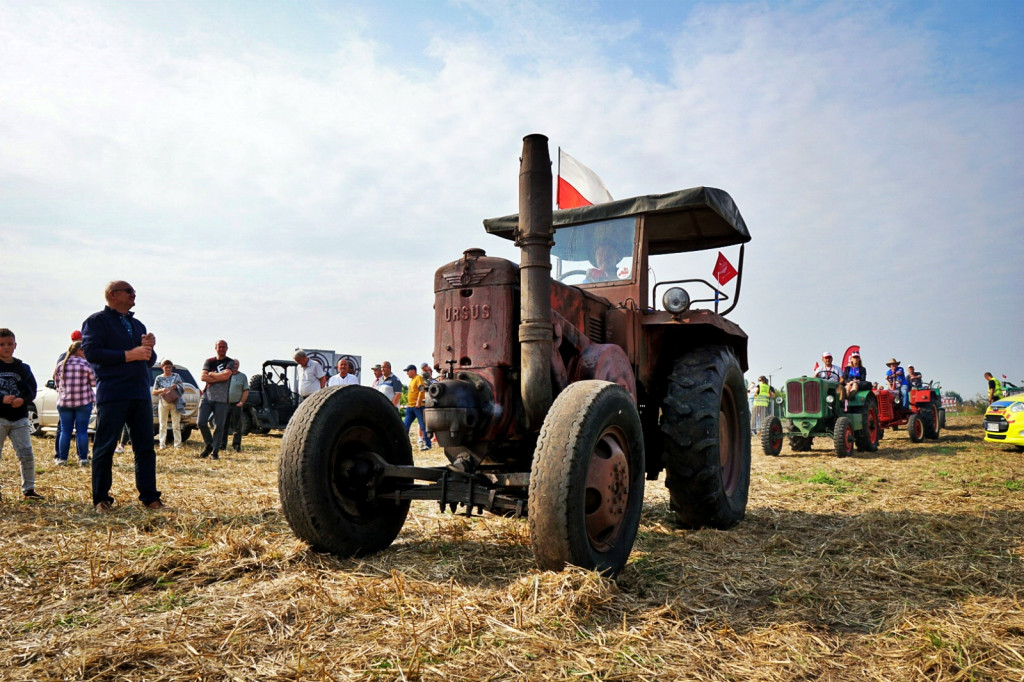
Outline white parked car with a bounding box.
[27,364,201,443]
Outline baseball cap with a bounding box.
[371,364,382,370]
[822,351,832,358]
[850,351,860,357]
[71,330,82,341]
[403,364,416,371]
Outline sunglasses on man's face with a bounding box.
[112,288,136,295]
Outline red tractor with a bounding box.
[278,134,752,574]
[874,384,942,442]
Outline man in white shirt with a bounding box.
[814,351,842,383]
[327,359,359,387]
[294,350,326,398]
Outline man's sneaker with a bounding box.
[144,500,166,510]
[211,451,219,460]
[54,458,66,467]
[421,442,431,451]
[95,501,113,513]
[199,446,211,459]
[23,489,44,500]
[79,458,90,468]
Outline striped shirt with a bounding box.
[53,355,97,407]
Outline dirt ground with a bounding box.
[1,414,1021,680]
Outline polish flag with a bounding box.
[557,148,613,209]
[712,252,738,285]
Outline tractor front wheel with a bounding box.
[529,381,645,574]
[907,413,925,442]
[834,417,854,457]
[278,386,413,557]
[661,346,751,529]
[761,416,783,456]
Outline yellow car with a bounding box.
[983,393,1024,449]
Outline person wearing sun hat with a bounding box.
[885,358,909,407]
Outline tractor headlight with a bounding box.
[775,396,784,404]
[826,395,834,404]
[662,287,690,314]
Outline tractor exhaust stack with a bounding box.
[517,134,554,430]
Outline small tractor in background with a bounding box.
[278,134,754,575]
[760,376,880,457]
[873,383,942,442]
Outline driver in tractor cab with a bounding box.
[815,352,844,398]
[843,352,869,395]
[583,243,625,283]
[885,358,909,407]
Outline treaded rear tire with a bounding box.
[661,346,751,529]
[279,385,412,557]
[789,435,812,452]
[529,381,645,574]
[854,395,879,452]
[923,403,940,439]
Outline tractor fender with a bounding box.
[568,343,637,403]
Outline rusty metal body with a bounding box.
[425,135,750,486]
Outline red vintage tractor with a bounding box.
[278,134,752,574]
[874,384,942,442]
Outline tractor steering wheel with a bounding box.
[558,269,589,282]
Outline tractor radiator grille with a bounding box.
[786,381,804,414]
[803,382,821,410]
[587,316,604,343]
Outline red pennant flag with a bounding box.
[712,252,737,285]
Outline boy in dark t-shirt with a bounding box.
[0,328,44,500]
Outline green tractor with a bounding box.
[761,376,880,457]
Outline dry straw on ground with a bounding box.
[1,415,1022,680]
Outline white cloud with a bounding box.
[1,1,1020,396]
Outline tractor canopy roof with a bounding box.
[483,186,750,256]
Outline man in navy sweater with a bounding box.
[82,281,164,512]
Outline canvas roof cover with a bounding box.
[483,186,750,255]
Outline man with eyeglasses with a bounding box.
[81,281,164,512]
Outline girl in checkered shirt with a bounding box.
[53,341,97,466]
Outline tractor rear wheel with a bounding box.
[529,381,644,574]
[834,417,854,457]
[923,403,940,439]
[661,346,750,529]
[761,416,783,456]
[907,413,925,443]
[789,435,812,452]
[279,385,413,557]
[855,395,880,452]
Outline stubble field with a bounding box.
[1,414,1022,681]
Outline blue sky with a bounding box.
[1,0,1021,398]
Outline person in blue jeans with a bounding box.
[52,340,96,466]
[81,281,163,512]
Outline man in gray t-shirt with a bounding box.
[198,339,235,460]
[219,359,249,453]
